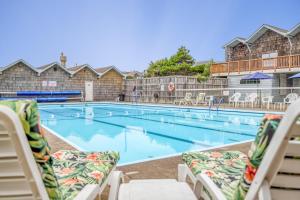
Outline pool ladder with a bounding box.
[209,97,224,111]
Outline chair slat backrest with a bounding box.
[246,99,300,200]
[0,106,49,200]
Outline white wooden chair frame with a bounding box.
[0,105,123,200]
[178,98,300,200]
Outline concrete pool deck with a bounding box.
[44,127,251,200]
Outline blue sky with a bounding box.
[0,0,299,72]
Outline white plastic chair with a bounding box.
[178,99,300,200]
[262,96,274,109]
[228,92,241,107]
[240,93,258,108]
[283,93,298,104]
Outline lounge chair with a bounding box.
[0,100,121,200]
[228,92,241,107]
[179,99,300,200]
[193,93,206,105]
[177,93,193,105]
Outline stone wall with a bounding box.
[0,62,124,101]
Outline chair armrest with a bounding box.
[108,171,124,200]
[74,184,100,200]
[257,180,272,200]
[196,173,227,200]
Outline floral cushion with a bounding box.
[233,114,282,199]
[182,151,248,199]
[52,150,120,200]
[182,114,283,199]
[0,100,62,199]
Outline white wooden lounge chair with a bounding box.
[0,100,121,200]
[179,99,300,200]
[193,93,206,105]
[178,93,193,105]
[228,92,241,107]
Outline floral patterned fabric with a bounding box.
[182,151,248,199]
[0,100,62,199]
[233,114,282,199]
[182,114,283,200]
[52,150,119,200]
[0,100,120,200]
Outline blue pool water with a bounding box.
[39,103,264,164]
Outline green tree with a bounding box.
[145,46,211,81]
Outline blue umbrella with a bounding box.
[288,73,300,79]
[241,72,272,107]
[242,72,272,80]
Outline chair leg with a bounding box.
[178,164,188,182]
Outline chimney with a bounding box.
[60,52,67,67]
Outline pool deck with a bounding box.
[44,127,251,200]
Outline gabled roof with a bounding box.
[68,64,100,77]
[246,24,288,44]
[288,23,300,36]
[223,37,247,48]
[37,62,72,75]
[0,59,39,74]
[95,66,125,77]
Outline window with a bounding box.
[240,79,260,84]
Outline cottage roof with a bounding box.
[68,64,100,77]
[37,62,72,75]
[95,66,125,77]
[224,23,298,48]
[223,37,247,48]
[0,59,39,74]
[246,24,288,44]
[288,23,300,36]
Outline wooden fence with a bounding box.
[124,76,228,103]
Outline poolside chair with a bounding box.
[179,98,300,200]
[283,92,298,105]
[178,93,193,105]
[240,93,258,108]
[228,92,241,107]
[193,93,206,105]
[261,96,273,109]
[0,100,121,200]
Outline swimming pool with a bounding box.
[39,103,264,165]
